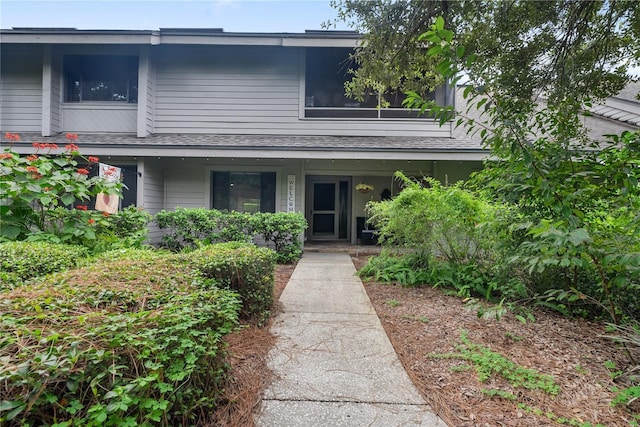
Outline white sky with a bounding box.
[0,0,351,32]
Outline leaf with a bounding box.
[456,45,465,58]
[427,45,443,56]
[435,16,445,31]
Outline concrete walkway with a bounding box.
[255,252,447,427]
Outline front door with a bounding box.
[308,176,350,241]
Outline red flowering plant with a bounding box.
[0,132,122,245]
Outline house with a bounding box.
[0,28,636,244]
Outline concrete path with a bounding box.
[255,252,447,427]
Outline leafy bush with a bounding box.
[155,208,252,251]
[0,133,122,243]
[0,250,241,425]
[156,208,306,263]
[0,241,89,290]
[189,242,277,324]
[251,212,306,263]
[367,173,510,266]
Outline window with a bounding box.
[304,48,433,119]
[64,55,138,103]
[211,172,276,213]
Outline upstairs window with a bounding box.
[304,48,432,119]
[64,55,138,103]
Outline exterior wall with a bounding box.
[139,158,165,243]
[42,46,62,136]
[432,160,483,185]
[0,44,43,132]
[137,47,155,137]
[62,105,137,133]
[57,45,140,134]
[153,45,448,137]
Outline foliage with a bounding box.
[96,206,152,250]
[358,250,431,287]
[0,133,122,244]
[0,241,89,290]
[156,208,306,263]
[0,250,241,426]
[188,242,277,325]
[328,1,638,108]
[250,212,307,264]
[355,12,640,330]
[433,330,559,394]
[155,208,250,250]
[367,172,509,266]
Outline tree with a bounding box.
[330,1,640,328]
[328,0,639,106]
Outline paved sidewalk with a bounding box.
[255,252,446,426]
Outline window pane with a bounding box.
[64,55,138,103]
[313,183,335,211]
[212,171,276,213]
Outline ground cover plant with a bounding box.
[0,241,90,290]
[0,242,279,425]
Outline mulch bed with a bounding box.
[351,255,639,427]
[214,257,638,426]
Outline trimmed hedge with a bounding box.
[0,241,90,290]
[0,249,242,425]
[155,208,307,263]
[188,242,277,324]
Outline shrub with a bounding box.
[156,208,307,263]
[0,250,241,425]
[0,241,89,290]
[251,212,307,263]
[189,242,277,324]
[155,208,251,251]
[0,133,122,243]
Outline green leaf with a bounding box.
[456,45,465,58]
[435,16,445,31]
[427,45,443,56]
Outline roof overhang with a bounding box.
[0,28,361,48]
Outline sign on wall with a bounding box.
[95,163,122,214]
[287,175,296,212]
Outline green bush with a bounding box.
[251,212,307,263]
[189,242,277,324]
[0,250,240,425]
[367,173,510,266]
[0,241,89,290]
[156,208,306,263]
[155,208,251,251]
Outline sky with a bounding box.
[0,0,351,33]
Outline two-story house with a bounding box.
[1,28,636,244]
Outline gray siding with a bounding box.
[153,45,447,137]
[137,47,155,137]
[0,45,43,132]
[62,106,137,133]
[140,158,165,243]
[164,159,207,209]
[41,47,62,136]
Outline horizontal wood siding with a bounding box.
[0,45,42,132]
[146,60,155,134]
[62,106,137,133]
[140,159,165,243]
[152,45,446,137]
[154,45,299,134]
[50,54,62,133]
[164,159,207,209]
